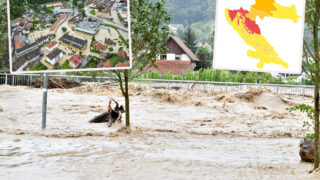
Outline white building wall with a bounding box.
[47,52,62,65]
[181,54,190,61]
[167,53,175,60]
[69,61,77,68]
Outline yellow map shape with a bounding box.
[226,0,301,69]
[248,0,300,23]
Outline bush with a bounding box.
[62,27,67,32]
[29,62,47,71]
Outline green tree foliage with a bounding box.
[73,0,78,6]
[183,26,197,53]
[195,46,212,70]
[77,2,84,9]
[10,0,62,18]
[9,0,26,19]
[139,70,293,84]
[130,0,171,71]
[62,27,67,32]
[0,0,8,70]
[301,0,320,169]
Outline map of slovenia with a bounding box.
[225,0,301,69]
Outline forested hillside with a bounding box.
[165,0,216,42]
[166,0,216,26]
[10,0,63,19]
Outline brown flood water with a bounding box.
[0,84,319,179]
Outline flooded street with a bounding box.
[0,133,316,180]
[0,84,319,179]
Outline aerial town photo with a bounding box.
[9,0,130,72]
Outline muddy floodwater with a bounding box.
[0,84,319,179]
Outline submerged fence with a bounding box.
[0,73,315,97]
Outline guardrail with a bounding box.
[0,73,314,97]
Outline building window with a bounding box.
[160,54,167,60]
[175,55,181,60]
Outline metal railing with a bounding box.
[0,73,315,97]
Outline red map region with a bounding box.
[228,8,261,35]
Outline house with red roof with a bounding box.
[118,61,130,67]
[92,41,106,51]
[63,3,70,8]
[46,41,59,51]
[118,50,128,58]
[14,36,25,49]
[97,60,113,68]
[146,35,200,75]
[50,14,67,32]
[117,50,129,67]
[69,55,83,68]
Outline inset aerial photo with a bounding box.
[9,0,131,73]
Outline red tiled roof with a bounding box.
[70,55,82,67]
[146,60,192,75]
[97,60,113,68]
[15,41,25,49]
[118,50,127,58]
[50,14,67,31]
[47,41,58,49]
[105,39,115,45]
[169,35,199,61]
[118,61,130,67]
[92,41,106,51]
[100,52,107,57]
[97,3,105,7]
[14,18,23,23]
[14,36,25,49]
[26,23,33,28]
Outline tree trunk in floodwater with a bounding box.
[313,0,320,169]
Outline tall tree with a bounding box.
[303,0,320,169]
[195,46,212,70]
[183,26,197,53]
[103,0,171,127]
[0,0,8,70]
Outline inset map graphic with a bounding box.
[214,0,305,73]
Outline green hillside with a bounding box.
[190,20,215,42]
[165,0,216,42]
[166,0,216,26]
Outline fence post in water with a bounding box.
[42,73,48,129]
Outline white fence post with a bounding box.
[42,73,48,129]
[5,74,7,85]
